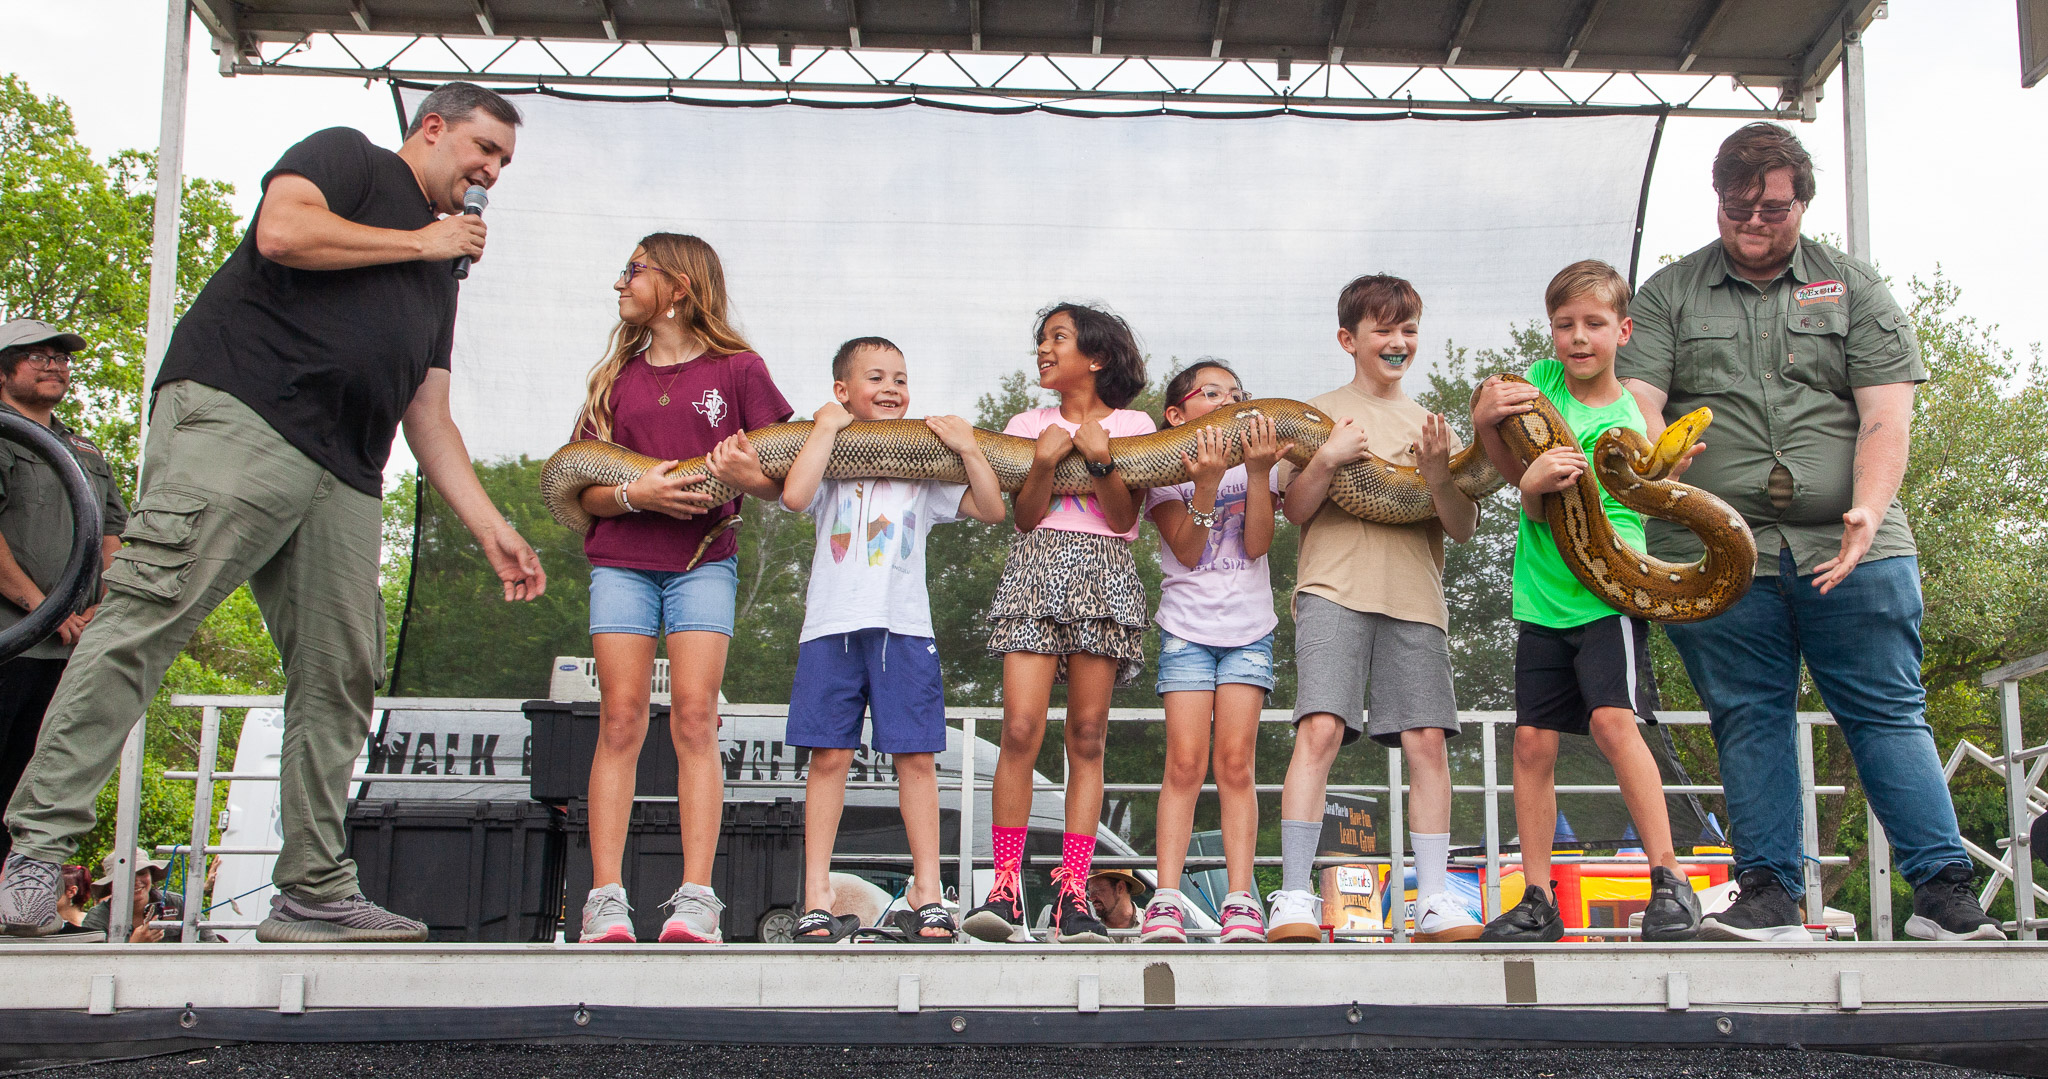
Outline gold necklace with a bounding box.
[648,358,684,406]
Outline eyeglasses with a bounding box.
[15,350,71,369]
[1178,384,1248,406]
[617,261,660,284]
[1720,202,1799,224]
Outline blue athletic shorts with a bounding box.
[588,559,739,637]
[787,629,948,754]
[1155,629,1277,695]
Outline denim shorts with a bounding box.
[588,559,739,637]
[1155,630,1277,695]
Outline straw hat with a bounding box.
[1087,867,1150,902]
[89,848,170,899]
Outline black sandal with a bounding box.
[793,908,861,943]
[891,902,958,943]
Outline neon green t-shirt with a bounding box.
[1510,358,1649,629]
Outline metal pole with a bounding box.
[956,713,976,914]
[1796,718,1825,926]
[180,705,221,943]
[1387,744,1406,944]
[1841,26,1871,262]
[140,0,193,475]
[1866,804,1892,940]
[1481,719,1501,920]
[107,720,148,944]
[2003,680,2037,940]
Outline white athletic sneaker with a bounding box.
[657,881,724,943]
[1265,888,1322,943]
[1412,891,1483,943]
[1218,890,1267,943]
[1140,888,1188,943]
[580,883,636,943]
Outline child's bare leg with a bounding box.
[1060,654,1119,833]
[1512,726,1561,893]
[1212,684,1265,897]
[1590,707,1680,872]
[588,633,656,889]
[993,653,1057,827]
[668,630,730,887]
[1279,713,1345,822]
[800,747,855,927]
[894,752,946,930]
[1401,727,1451,834]
[1154,690,1215,894]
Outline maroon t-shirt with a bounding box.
[579,350,792,572]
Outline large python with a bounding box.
[1491,373,1756,623]
[539,389,1754,622]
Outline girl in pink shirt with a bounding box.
[961,303,1154,945]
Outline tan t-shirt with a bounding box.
[1282,384,1463,632]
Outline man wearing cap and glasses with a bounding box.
[0,81,548,942]
[1617,122,2000,944]
[0,320,128,869]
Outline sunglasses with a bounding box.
[1178,384,1248,406]
[1720,202,1799,224]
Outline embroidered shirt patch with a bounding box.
[1795,280,1846,307]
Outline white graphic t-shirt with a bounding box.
[1142,464,1280,648]
[798,477,969,642]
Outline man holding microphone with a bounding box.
[0,82,546,941]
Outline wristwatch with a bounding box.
[1184,497,1218,529]
[1084,457,1116,478]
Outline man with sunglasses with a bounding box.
[1618,123,2000,942]
[0,321,129,868]
[0,83,547,942]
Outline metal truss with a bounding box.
[226,32,1803,119]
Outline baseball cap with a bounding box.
[0,319,87,355]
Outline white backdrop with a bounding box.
[410,93,1658,458]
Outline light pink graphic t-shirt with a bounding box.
[1143,464,1280,648]
[1001,405,1157,541]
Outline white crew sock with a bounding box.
[1411,831,1450,898]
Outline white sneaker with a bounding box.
[1412,891,1483,943]
[1265,888,1322,943]
[580,884,635,943]
[657,881,724,943]
[1217,890,1267,943]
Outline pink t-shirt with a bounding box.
[580,350,792,572]
[1001,405,1157,541]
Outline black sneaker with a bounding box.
[961,869,1025,943]
[1478,882,1564,942]
[1905,863,2006,941]
[1699,868,1808,942]
[1641,866,1702,942]
[1049,868,1109,944]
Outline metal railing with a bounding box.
[1971,650,2047,941]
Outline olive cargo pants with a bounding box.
[4,381,385,902]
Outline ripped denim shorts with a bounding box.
[1155,630,1276,695]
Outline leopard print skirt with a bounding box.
[985,528,1147,686]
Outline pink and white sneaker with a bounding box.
[1140,889,1188,943]
[657,881,724,943]
[580,883,636,943]
[1218,890,1267,943]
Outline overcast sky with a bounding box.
[4,2,2043,472]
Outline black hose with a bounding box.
[0,410,103,665]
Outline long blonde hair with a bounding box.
[574,233,754,442]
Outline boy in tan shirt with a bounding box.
[1266,274,1482,943]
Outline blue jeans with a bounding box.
[1664,551,1968,896]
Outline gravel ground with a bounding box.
[0,1044,2014,1079]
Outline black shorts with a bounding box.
[1514,615,1660,735]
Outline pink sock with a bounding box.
[992,826,1027,876]
[1061,832,1096,883]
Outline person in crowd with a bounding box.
[1617,123,2002,942]
[571,233,790,945]
[1469,259,1703,943]
[78,849,217,942]
[53,863,93,935]
[1087,868,1148,932]
[0,320,127,867]
[781,337,1005,943]
[1265,275,1482,944]
[0,82,546,942]
[962,303,1153,945]
[1137,359,1289,944]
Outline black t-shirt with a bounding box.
[156,126,456,495]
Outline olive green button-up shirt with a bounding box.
[0,405,129,659]
[1615,237,1924,577]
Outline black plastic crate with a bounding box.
[345,799,565,942]
[525,700,676,803]
[563,797,804,942]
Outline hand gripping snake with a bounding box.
[539,387,1754,622]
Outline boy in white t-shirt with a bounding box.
[782,337,1007,943]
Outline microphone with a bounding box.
[452,184,488,280]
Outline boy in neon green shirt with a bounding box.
[1469,259,1703,943]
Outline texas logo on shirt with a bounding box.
[692,388,729,427]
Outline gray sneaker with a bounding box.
[657,881,724,943]
[255,892,429,943]
[0,852,62,937]
[581,883,637,943]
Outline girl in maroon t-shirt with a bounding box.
[568,233,791,944]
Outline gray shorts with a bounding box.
[1291,592,1460,747]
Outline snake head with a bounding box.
[1636,407,1712,479]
